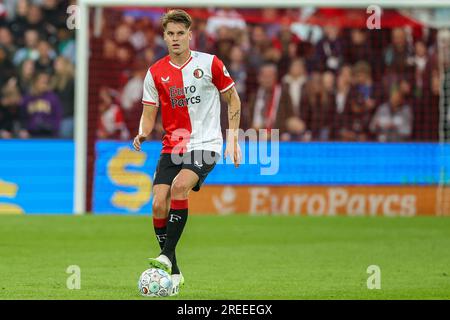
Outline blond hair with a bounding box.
[51,56,74,91]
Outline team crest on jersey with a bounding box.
[193,68,204,79]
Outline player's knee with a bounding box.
[152,198,167,218]
[171,179,189,198]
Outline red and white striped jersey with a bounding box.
[142,50,235,155]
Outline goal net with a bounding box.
[75,1,450,216]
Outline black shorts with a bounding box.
[153,150,219,192]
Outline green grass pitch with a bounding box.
[0,215,449,299]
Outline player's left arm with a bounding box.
[221,86,242,168]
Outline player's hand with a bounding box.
[133,134,147,151]
[225,138,242,168]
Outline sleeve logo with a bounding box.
[223,65,230,77]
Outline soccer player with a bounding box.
[132,9,242,296]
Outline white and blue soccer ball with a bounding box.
[138,268,172,297]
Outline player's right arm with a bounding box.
[133,69,159,152]
[133,105,158,151]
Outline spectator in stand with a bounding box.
[120,60,147,137]
[0,45,15,88]
[0,102,13,138]
[245,25,273,94]
[262,45,282,71]
[335,65,352,113]
[0,77,22,138]
[318,71,336,140]
[2,0,16,22]
[13,28,39,66]
[227,45,247,103]
[281,58,308,126]
[261,8,281,38]
[0,27,16,60]
[114,23,135,77]
[97,87,130,140]
[276,16,301,77]
[97,39,122,89]
[279,40,300,78]
[301,71,337,141]
[412,40,432,100]
[50,56,74,138]
[116,45,133,79]
[114,23,134,52]
[17,58,35,94]
[274,16,300,56]
[314,25,343,73]
[41,0,67,30]
[383,29,415,104]
[56,27,76,64]
[352,61,378,115]
[142,47,155,66]
[121,61,146,112]
[279,59,311,141]
[409,39,436,141]
[247,25,271,71]
[10,6,437,143]
[0,1,6,27]
[344,29,373,65]
[299,72,320,141]
[382,29,415,106]
[218,45,248,138]
[8,0,29,45]
[232,26,250,53]
[126,18,149,53]
[205,8,247,36]
[382,64,414,108]
[24,4,56,41]
[370,88,413,142]
[192,19,214,53]
[413,70,440,141]
[143,25,167,61]
[213,26,235,65]
[384,27,414,73]
[332,65,353,140]
[35,40,56,73]
[20,72,62,138]
[336,95,372,142]
[246,63,294,140]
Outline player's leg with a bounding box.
[152,184,180,272]
[159,169,198,264]
[148,169,197,274]
[152,184,170,250]
[149,154,183,274]
[164,194,184,296]
[149,151,219,274]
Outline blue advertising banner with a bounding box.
[0,140,74,214]
[92,141,450,214]
[2,140,446,214]
[93,141,160,214]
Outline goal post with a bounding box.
[75,0,450,215]
[74,1,89,215]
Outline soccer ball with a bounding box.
[138,268,172,297]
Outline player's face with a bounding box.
[164,22,192,56]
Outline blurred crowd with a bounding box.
[0,0,76,139]
[0,5,445,142]
[93,8,443,142]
